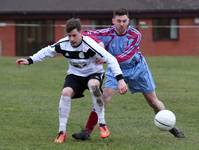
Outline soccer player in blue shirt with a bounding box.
[72,8,185,140]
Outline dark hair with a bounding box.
[66,18,81,33]
[113,8,129,17]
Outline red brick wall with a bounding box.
[0,21,16,56]
[54,20,66,42]
[1,18,199,56]
[179,19,199,55]
[140,18,199,56]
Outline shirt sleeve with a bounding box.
[29,45,58,64]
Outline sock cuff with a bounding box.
[61,95,71,101]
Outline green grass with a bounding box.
[0,56,199,150]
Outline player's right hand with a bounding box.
[16,58,29,65]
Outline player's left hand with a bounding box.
[117,79,128,94]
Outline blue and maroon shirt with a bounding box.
[84,25,142,68]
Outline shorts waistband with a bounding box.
[120,53,142,69]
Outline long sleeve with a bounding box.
[29,45,58,63]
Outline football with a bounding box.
[154,110,176,131]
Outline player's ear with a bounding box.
[112,18,115,25]
[79,29,83,35]
[127,18,129,22]
[112,18,115,24]
[127,18,130,24]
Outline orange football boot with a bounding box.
[54,131,67,143]
[99,126,110,139]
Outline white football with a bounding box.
[154,110,176,131]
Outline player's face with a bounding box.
[112,15,129,34]
[67,29,82,47]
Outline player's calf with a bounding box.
[91,85,103,107]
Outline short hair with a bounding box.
[66,18,81,33]
[113,8,129,17]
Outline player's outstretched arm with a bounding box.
[15,44,58,66]
[16,58,29,65]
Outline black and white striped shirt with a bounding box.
[28,35,123,80]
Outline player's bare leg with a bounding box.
[102,88,116,106]
[143,91,185,138]
[143,91,165,113]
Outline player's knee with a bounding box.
[102,90,113,104]
[61,87,73,97]
[88,79,100,89]
[102,95,112,104]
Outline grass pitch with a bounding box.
[0,56,198,150]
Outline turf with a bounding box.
[0,56,198,150]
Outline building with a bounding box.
[0,0,199,56]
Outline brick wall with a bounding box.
[140,18,199,56]
[54,20,65,42]
[1,18,199,56]
[0,21,16,56]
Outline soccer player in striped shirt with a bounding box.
[16,18,127,143]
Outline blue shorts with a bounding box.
[104,56,156,94]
